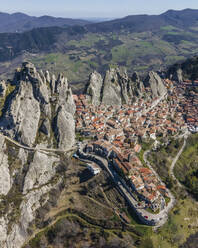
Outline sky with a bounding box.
[1,0,198,18]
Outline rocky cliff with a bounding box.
[85,68,167,105]
[143,71,167,98]
[0,63,76,248]
[0,62,76,149]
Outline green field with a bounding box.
[23,25,198,89]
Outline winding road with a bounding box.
[78,144,176,227]
[169,135,188,187]
[144,131,190,189]
[0,133,76,154]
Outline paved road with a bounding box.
[169,136,188,187]
[0,133,76,154]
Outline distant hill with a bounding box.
[1,9,198,86]
[87,8,198,32]
[0,12,91,33]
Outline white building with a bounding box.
[87,163,101,175]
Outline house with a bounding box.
[113,159,126,174]
[87,163,101,175]
[157,185,168,197]
[134,144,142,153]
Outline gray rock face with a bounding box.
[0,135,11,195]
[172,68,183,83]
[0,143,64,248]
[23,150,59,194]
[0,81,40,146]
[144,71,167,98]
[6,185,56,248]
[86,71,103,105]
[55,73,76,115]
[102,68,123,105]
[39,119,51,136]
[0,62,76,248]
[0,62,76,149]
[129,72,145,98]
[0,80,6,97]
[54,107,75,149]
[85,68,166,105]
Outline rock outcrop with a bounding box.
[85,71,103,105]
[0,80,6,97]
[0,135,11,195]
[172,68,183,83]
[144,71,167,98]
[54,107,75,149]
[0,81,40,146]
[55,73,76,115]
[0,62,76,149]
[85,68,166,105]
[0,63,76,248]
[101,68,123,105]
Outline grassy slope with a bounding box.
[1,24,198,92]
[147,137,198,248]
[27,25,198,87]
[174,134,198,199]
[25,137,198,248]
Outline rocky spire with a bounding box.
[85,67,167,105]
[144,71,167,98]
[0,62,76,149]
[0,80,6,97]
[85,71,103,105]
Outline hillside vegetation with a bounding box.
[0,12,91,33]
[175,134,198,199]
[2,9,198,86]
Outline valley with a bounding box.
[2,9,198,90]
[0,7,198,248]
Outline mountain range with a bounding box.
[0,12,91,33]
[1,9,198,90]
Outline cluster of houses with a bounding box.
[83,140,168,211]
[73,81,195,211]
[174,82,198,132]
[74,92,186,146]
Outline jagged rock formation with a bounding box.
[86,68,137,106]
[0,80,6,97]
[0,141,64,248]
[0,81,41,146]
[171,68,183,83]
[102,68,128,105]
[54,73,76,115]
[0,62,76,149]
[85,68,166,105]
[85,71,103,105]
[0,136,11,195]
[54,107,75,150]
[143,71,167,98]
[0,63,76,248]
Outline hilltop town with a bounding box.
[73,71,198,222]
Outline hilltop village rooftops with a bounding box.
[74,91,186,142]
[73,80,193,206]
[85,139,167,205]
